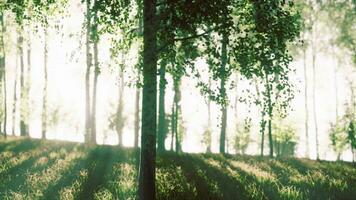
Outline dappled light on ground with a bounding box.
[0,138,355,199]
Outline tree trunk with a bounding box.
[254,79,265,156]
[157,61,167,152]
[26,28,31,136]
[312,39,319,160]
[170,101,175,151]
[303,44,309,158]
[334,62,338,122]
[12,34,18,136]
[138,0,157,199]
[206,77,212,152]
[19,27,27,137]
[91,5,99,145]
[173,80,181,153]
[41,25,48,140]
[134,74,140,148]
[85,0,92,144]
[265,73,273,158]
[219,32,228,154]
[116,68,124,146]
[0,12,6,137]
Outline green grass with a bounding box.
[0,137,355,200]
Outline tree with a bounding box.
[232,0,301,158]
[138,0,157,198]
[272,119,298,157]
[84,0,92,144]
[0,9,6,137]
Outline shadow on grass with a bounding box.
[76,146,119,200]
[159,152,250,200]
[0,138,40,153]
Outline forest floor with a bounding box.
[0,137,355,200]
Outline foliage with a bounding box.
[234,118,251,154]
[329,121,348,159]
[272,120,298,157]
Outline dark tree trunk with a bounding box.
[157,61,167,152]
[219,33,228,154]
[41,26,48,140]
[138,0,157,199]
[85,0,92,144]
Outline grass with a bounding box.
[0,137,355,200]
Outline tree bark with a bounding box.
[12,33,19,136]
[219,32,228,154]
[303,43,309,158]
[134,72,140,148]
[157,61,167,152]
[19,27,27,137]
[41,25,48,140]
[85,0,92,144]
[116,68,124,146]
[312,36,319,160]
[0,12,6,137]
[254,78,265,156]
[91,4,99,145]
[170,101,175,151]
[26,28,31,136]
[138,0,157,199]
[206,77,212,152]
[173,79,181,152]
[265,73,273,158]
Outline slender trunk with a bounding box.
[265,73,273,158]
[254,79,265,156]
[116,68,124,146]
[134,3,143,149]
[157,61,166,152]
[206,77,212,152]
[12,36,18,136]
[19,28,26,137]
[138,0,157,199]
[91,39,98,145]
[85,0,92,144]
[219,33,228,154]
[334,63,338,122]
[312,38,319,160]
[170,101,175,151]
[173,80,181,152]
[26,28,31,136]
[134,74,140,148]
[91,7,99,145]
[0,12,6,137]
[41,26,48,139]
[303,45,309,158]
